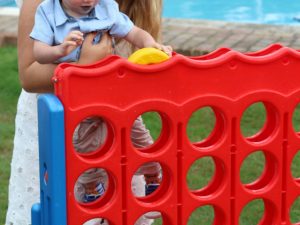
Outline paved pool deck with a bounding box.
[2,12,300,55]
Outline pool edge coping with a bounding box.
[0,7,19,16]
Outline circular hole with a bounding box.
[291,151,300,181]
[239,199,265,225]
[83,218,109,225]
[132,112,164,151]
[188,205,215,225]
[187,157,215,191]
[240,101,278,142]
[292,103,300,134]
[73,116,113,157]
[290,196,300,224]
[137,213,163,224]
[132,162,162,198]
[74,168,108,204]
[240,102,267,138]
[241,151,277,191]
[240,151,265,185]
[187,106,216,143]
[140,112,162,142]
[187,106,225,148]
[187,157,225,197]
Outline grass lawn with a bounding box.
[0,46,20,224]
[1,45,300,224]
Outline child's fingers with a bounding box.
[166,45,173,56]
[60,41,78,55]
[70,30,84,37]
[71,33,84,42]
[75,38,83,45]
[63,40,77,47]
[165,45,173,52]
[154,43,163,51]
[66,31,84,43]
[161,45,173,57]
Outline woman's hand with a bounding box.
[78,32,113,65]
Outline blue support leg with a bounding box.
[31,94,67,225]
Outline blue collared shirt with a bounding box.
[30,0,134,62]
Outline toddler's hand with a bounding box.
[152,43,173,57]
[59,30,84,56]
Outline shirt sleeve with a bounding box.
[109,11,134,38]
[29,5,54,45]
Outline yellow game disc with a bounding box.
[128,48,170,65]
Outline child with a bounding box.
[30,0,168,219]
[30,0,172,64]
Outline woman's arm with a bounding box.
[18,0,113,93]
[18,0,56,93]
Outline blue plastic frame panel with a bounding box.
[32,94,67,225]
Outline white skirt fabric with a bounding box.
[5,90,40,225]
[5,90,153,225]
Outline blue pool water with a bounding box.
[2,0,300,25]
[163,0,300,25]
[0,0,16,7]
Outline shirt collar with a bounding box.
[54,0,70,26]
[92,3,108,20]
[54,1,104,27]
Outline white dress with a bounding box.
[5,90,40,225]
[5,2,153,224]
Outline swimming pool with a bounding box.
[0,0,16,7]
[2,0,300,25]
[163,0,300,25]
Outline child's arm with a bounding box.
[124,26,172,56]
[33,30,84,64]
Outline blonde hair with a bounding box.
[115,0,162,41]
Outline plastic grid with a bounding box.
[35,44,300,224]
